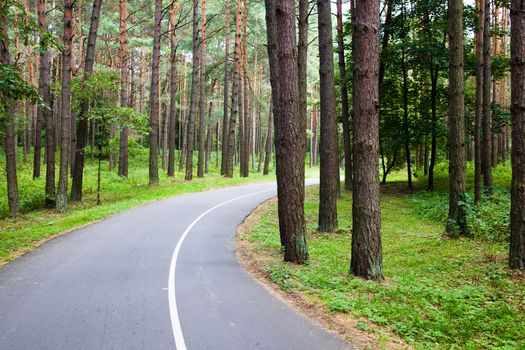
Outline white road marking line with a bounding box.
[168,189,274,350]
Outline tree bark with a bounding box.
[56,0,74,212]
[336,0,352,191]
[446,0,468,237]
[220,0,231,175]
[149,0,162,184]
[271,0,309,264]
[185,0,200,180]
[1,3,20,216]
[197,0,207,178]
[71,0,103,200]
[263,102,273,175]
[317,0,339,232]
[475,0,485,203]
[225,0,242,178]
[33,0,48,180]
[351,0,383,280]
[510,0,525,269]
[118,0,129,178]
[168,3,179,177]
[482,0,493,194]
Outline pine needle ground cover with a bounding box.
[240,168,524,350]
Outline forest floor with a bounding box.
[237,168,525,350]
[0,149,292,265]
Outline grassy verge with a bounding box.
[0,148,292,264]
[239,181,524,349]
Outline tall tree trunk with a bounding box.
[509,0,525,270]
[351,0,383,280]
[263,102,273,175]
[447,0,468,237]
[118,0,129,177]
[0,3,20,216]
[401,2,412,188]
[225,0,242,178]
[149,0,162,184]
[56,0,74,212]
[336,0,352,191]
[168,3,179,177]
[33,0,48,180]
[42,2,55,207]
[482,0,493,194]
[298,0,308,173]
[185,0,200,180]
[269,0,309,264]
[475,0,485,203]
[242,0,250,177]
[70,0,103,200]
[197,0,207,177]
[220,0,231,175]
[317,0,339,232]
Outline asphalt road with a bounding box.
[0,181,351,350]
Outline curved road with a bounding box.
[0,182,351,350]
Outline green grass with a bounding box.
[243,175,524,349]
[0,145,286,264]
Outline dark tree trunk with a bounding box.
[56,0,74,212]
[350,0,383,281]
[510,0,525,270]
[272,0,309,264]
[118,0,129,178]
[336,0,352,191]
[197,0,207,178]
[446,0,468,237]
[167,3,179,177]
[225,0,242,178]
[220,0,231,175]
[149,0,162,184]
[71,0,103,200]
[474,0,485,203]
[482,0,493,194]
[317,0,339,232]
[263,103,273,175]
[33,0,48,180]
[185,0,200,181]
[0,5,20,216]
[42,0,55,207]
[242,0,250,178]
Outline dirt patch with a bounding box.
[236,199,410,350]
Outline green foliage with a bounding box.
[413,162,512,242]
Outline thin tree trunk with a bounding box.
[242,0,250,177]
[317,0,339,232]
[351,0,383,281]
[197,0,207,178]
[336,0,352,191]
[185,0,200,180]
[168,3,179,177]
[220,0,231,175]
[401,2,412,188]
[149,0,162,184]
[33,0,49,180]
[482,0,493,194]
[509,0,525,269]
[118,0,129,177]
[475,0,485,203]
[446,0,468,237]
[263,102,273,175]
[56,0,74,212]
[71,0,103,200]
[225,0,242,178]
